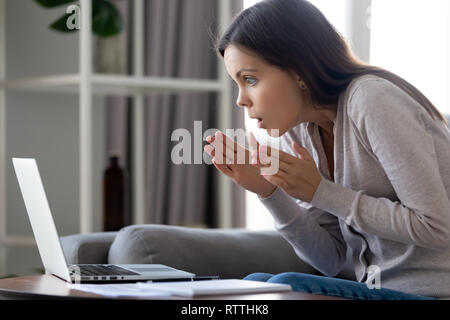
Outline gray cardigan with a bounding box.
[260,74,450,298]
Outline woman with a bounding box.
[204,0,450,300]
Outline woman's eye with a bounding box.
[244,77,257,86]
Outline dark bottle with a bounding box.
[103,155,129,231]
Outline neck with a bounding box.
[314,104,337,134]
[318,121,334,137]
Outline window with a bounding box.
[370,0,450,114]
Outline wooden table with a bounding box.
[0,275,345,300]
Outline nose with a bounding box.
[236,91,250,109]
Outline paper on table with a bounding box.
[137,279,292,297]
[68,283,172,298]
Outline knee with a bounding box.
[267,272,309,285]
[267,272,318,292]
[243,272,274,282]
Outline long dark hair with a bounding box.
[214,0,447,126]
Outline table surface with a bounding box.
[0,275,345,300]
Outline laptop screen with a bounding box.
[12,158,71,282]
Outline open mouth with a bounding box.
[249,115,266,129]
[257,118,265,129]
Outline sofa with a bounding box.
[60,224,356,281]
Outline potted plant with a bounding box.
[35,0,126,73]
[34,0,123,37]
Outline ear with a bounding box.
[298,80,307,90]
[294,75,307,90]
[287,70,307,90]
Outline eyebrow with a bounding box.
[235,68,258,79]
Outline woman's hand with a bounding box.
[252,141,322,203]
[204,131,277,198]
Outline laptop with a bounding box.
[12,158,196,284]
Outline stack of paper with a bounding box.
[68,279,292,298]
[137,279,292,297]
[68,283,171,298]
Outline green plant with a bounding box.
[34,0,123,37]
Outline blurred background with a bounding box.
[0,0,449,277]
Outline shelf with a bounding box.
[0,0,234,247]
[0,74,80,94]
[0,73,223,96]
[0,235,36,247]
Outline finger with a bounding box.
[258,145,296,166]
[252,145,292,167]
[251,148,265,166]
[262,167,298,190]
[261,172,287,189]
[255,159,290,175]
[205,143,232,164]
[214,131,249,164]
[292,141,313,161]
[205,134,235,165]
[214,149,236,165]
[212,157,233,176]
[204,144,215,158]
[250,147,289,173]
[204,136,217,156]
[247,131,259,152]
[215,131,248,157]
[214,131,238,154]
[261,166,292,179]
[247,132,260,166]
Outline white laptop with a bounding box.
[12,158,196,284]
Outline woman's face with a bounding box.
[224,44,311,137]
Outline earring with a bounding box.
[300,84,306,90]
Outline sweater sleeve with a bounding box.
[311,78,450,250]
[259,187,348,277]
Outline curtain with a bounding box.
[106,0,245,228]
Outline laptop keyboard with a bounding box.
[72,265,140,276]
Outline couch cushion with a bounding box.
[60,232,118,264]
[108,224,320,279]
